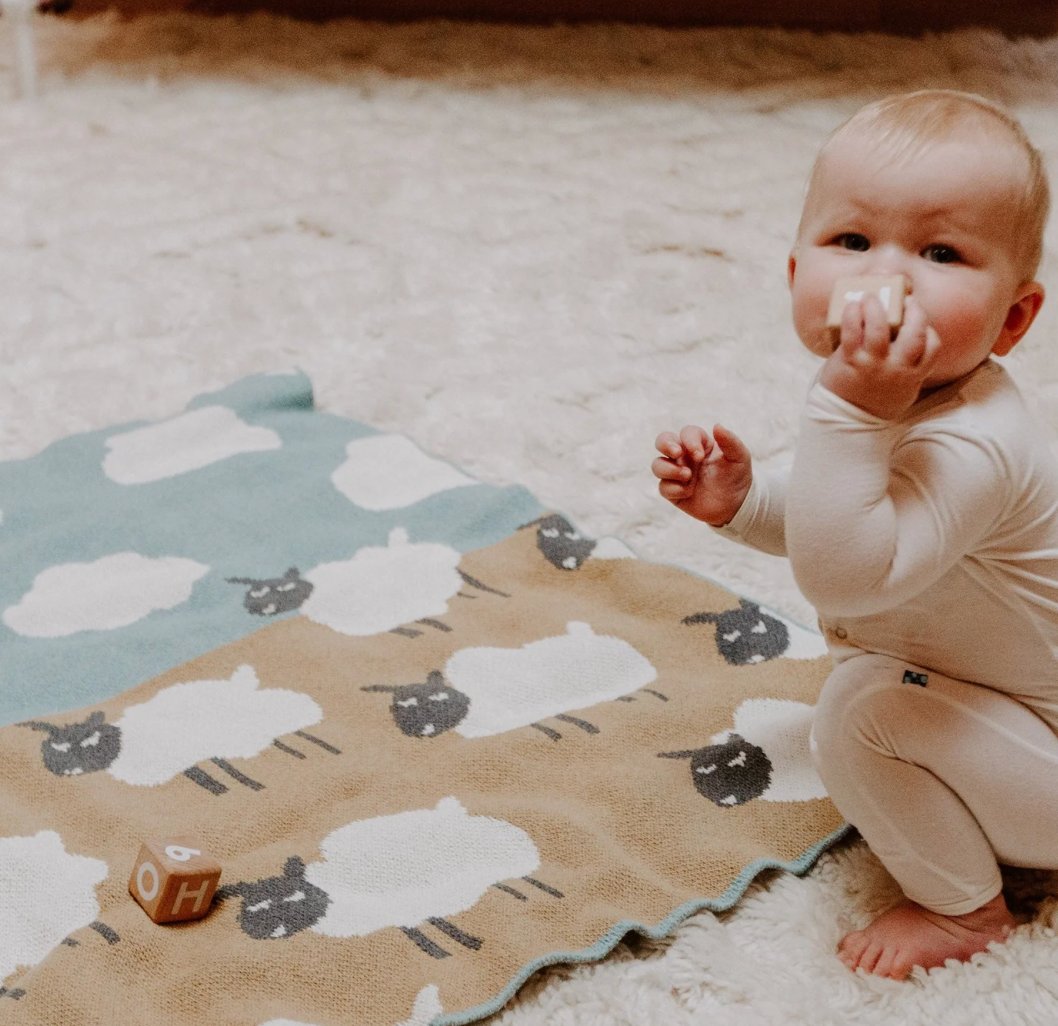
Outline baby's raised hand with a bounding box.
[652,424,752,527]
[820,293,941,420]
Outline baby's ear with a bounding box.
[787,250,798,290]
[993,281,1045,356]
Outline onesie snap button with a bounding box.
[834,627,848,639]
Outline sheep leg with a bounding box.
[89,921,121,944]
[427,917,483,950]
[400,927,450,958]
[273,739,306,759]
[390,626,422,638]
[211,757,265,790]
[491,882,528,901]
[641,688,669,701]
[184,767,228,794]
[0,987,26,1000]
[293,730,341,755]
[528,722,562,741]
[521,876,565,898]
[457,569,510,597]
[553,714,599,735]
[416,618,452,632]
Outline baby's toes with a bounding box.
[887,950,915,980]
[838,929,870,966]
[872,945,900,979]
[856,939,885,974]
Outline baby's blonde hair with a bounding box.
[800,90,1050,281]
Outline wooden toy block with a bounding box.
[129,838,222,924]
[827,275,907,345]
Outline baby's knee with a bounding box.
[811,656,911,772]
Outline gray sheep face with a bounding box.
[22,711,122,777]
[682,599,789,665]
[227,567,313,616]
[224,856,331,940]
[533,514,596,571]
[660,734,772,807]
[363,671,470,738]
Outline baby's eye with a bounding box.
[922,244,960,264]
[834,233,870,252]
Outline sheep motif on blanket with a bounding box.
[21,665,326,792]
[365,622,659,740]
[0,505,843,1026]
[224,797,544,950]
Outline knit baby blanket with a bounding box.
[0,374,845,1025]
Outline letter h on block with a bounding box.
[129,838,222,924]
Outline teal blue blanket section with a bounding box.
[0,371,543,725]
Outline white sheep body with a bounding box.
[305,797,539,937]
[300,527,463,636]
[0,830,109,981]
[108,664,322,786]
[444,621,657,738]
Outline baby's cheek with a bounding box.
[790,286,832,355]
[931,297,995,350]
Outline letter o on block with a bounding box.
[129,837,222,924]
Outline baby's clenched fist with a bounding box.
[821,293,941,420]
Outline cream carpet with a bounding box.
[2,13,1058,1023]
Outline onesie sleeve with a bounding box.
[712,463,789,557]
[786,381,1013,617]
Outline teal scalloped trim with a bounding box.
[434,821,852,1026]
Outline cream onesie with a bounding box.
[719,358,1058,914]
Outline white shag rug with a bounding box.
[3,13,1058,1024]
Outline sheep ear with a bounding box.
[283,856,306,879]
[284,568,299,578]
[657,750,696,760]
[20,721,58,736]
[739,599,760,612]
[681,612,718,625]
[426,670,446,687]
[361,685,395,693]
[87,711,106,726]
[226,577,252,585]
[518,516,545,531]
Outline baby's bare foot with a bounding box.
[837,893,1015,979]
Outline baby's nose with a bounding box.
[866,247,912,284]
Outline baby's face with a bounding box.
[789,130,1033,388]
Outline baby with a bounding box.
[652,89,1056,979]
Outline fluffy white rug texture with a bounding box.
[3,13,1058,1024]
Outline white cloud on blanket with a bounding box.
[2,552,209,637]
[331,434,476,510]
[0,831,109,981]
[103,405,281,484]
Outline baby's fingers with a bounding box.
[655,431,684,461]
[893,297,937,368]
[651,456,692,483]
[679,425,712,463]
[861,294,891,359]
[658,476,696,503]
[712,424,750,466]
